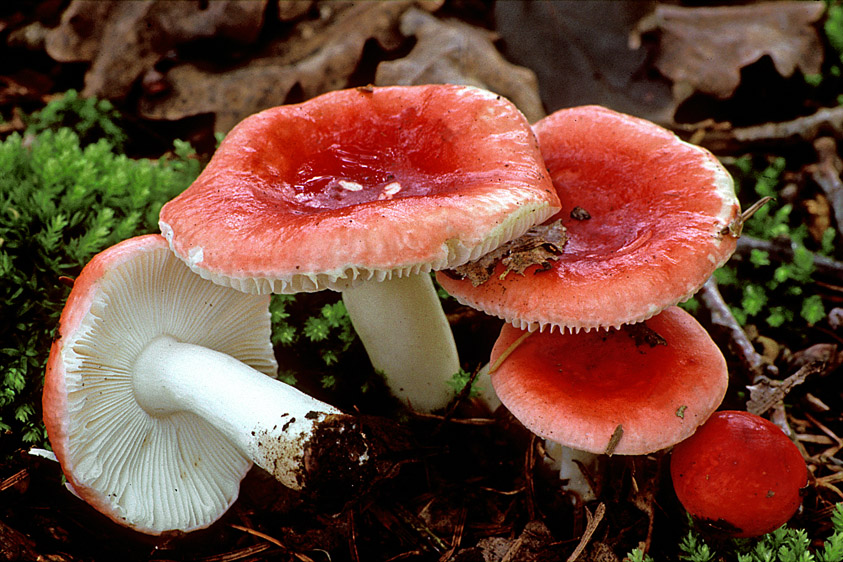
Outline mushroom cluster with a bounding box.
[45,87,798,537]
[437,105,742,501]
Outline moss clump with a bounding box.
[0,99,201,454]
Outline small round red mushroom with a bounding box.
[670,410,808,537]
[159,84,560,412]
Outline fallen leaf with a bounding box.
[446,220,567,286]
[275,0,314,22]
[375,8,544,123]
[636,2,824,103]
[139,1,417,133]
[493,1,675,125]
[45,0,268,100]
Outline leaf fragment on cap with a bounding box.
[447,220,568,286]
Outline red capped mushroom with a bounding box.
[159,84,560,412]
[44,235,391,534]
[437,105,740,333]
[670,410,808,537]
[490,306,728,500]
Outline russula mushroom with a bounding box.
[43,234,386,535]
[158,84,559,412]
[489,306,729,500]
[490,306,728,452]
[670,410,808,537]
[437,104,741,333]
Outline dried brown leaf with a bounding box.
[139,1,414,133]
[45,0,268,100]
[447,220,567,287]
[640,1,824,101]
[375,8,545,123]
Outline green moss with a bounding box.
[0,99,201,453]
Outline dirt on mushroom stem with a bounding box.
[295,412,414,512]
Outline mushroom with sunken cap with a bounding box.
[437,105,741,333]
[159,84,560,412]
[43,234,391,535]
[489,306,728,500]
[670,410,808,537]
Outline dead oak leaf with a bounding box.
[375,8,544,123]
[139,1,418,133]
[45,0,268,101]
[447,220,567,286]
[636,1,824,102]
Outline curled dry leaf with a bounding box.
[635,1,824,103]
[446,220,567,286]
[45,0,268,100]
[375,8,545,123]
[746,363,824,416]
[139,1,416,133]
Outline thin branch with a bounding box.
[566,503,606,562]
[698,276,778,382]
[734,236,843,283]
[684,104,843,153]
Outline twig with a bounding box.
[525,434,539,520]
[197,543,273,562]
[0,468,28,492]
[488,331,533,374]
[687,104,843,153]
[746,362,823,416]
[229,524,315,562]
[348,509,360,562]
[699,276,778,382]
[566,503,606,562]
[734,236,843,283]
[438,507,467,562]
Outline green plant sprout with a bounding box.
[625,503,843,562]
[447,368,480,398]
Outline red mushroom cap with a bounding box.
[670,410,808,538]
[159,84,559,294]
[489,306,728,455]
[436,105,740,332]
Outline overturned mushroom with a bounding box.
[43,235,391,535]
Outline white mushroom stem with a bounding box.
[342,273,460,412]
[543,441,599,502]
[133,335,347,490]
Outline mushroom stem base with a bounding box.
[544,441,599,502]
